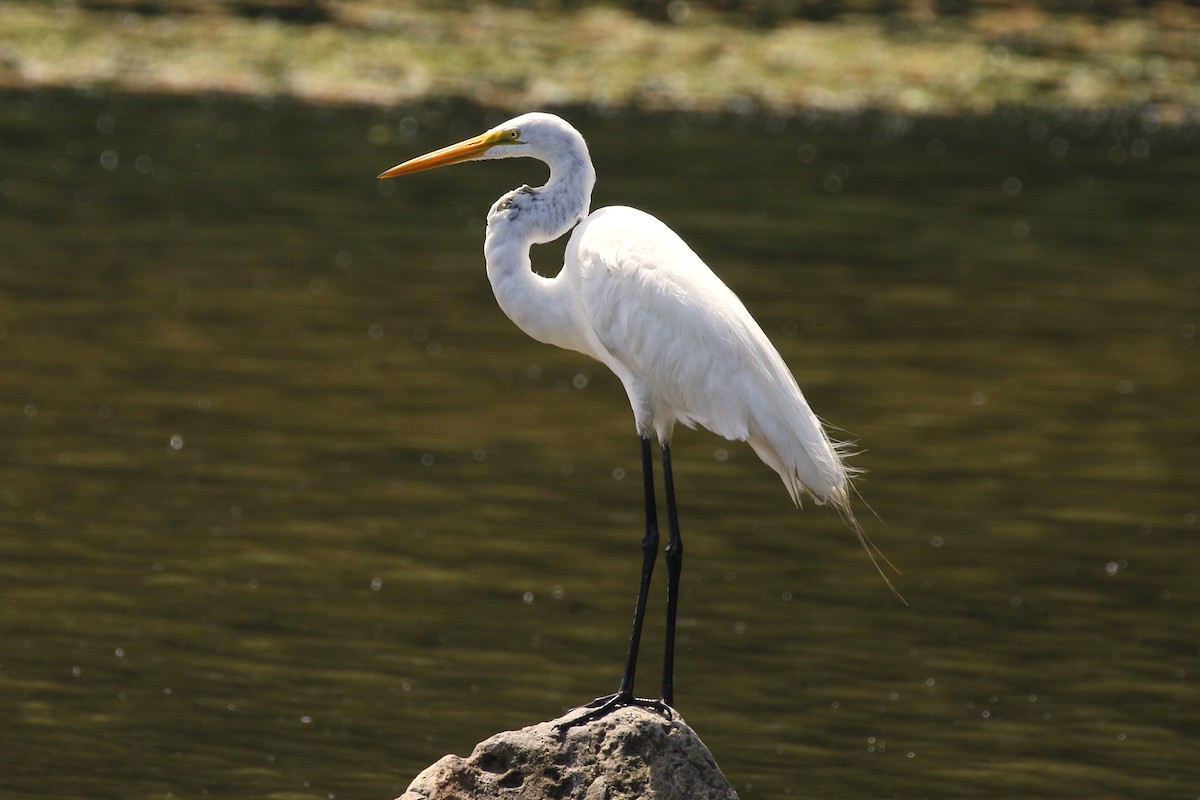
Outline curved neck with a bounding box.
[483,140,596,354]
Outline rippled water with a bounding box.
[2,90,1198,799]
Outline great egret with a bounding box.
[378,112,894,723]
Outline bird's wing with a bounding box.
[567,206,849,504]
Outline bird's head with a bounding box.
[377,112,588,180]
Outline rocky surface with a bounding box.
[397,705,739,800]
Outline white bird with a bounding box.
[378,112,895,724]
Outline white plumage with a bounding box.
[567,204,851,505]
[379,112,893,721]
[467,114,851,505]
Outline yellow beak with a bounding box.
[377,129,509,179]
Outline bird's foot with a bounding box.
[556,691,673,731]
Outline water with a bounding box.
[2,90,1198,799]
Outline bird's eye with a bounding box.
[508,129,521,141]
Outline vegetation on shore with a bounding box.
[1,0,1198,118]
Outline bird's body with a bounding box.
[562,205,851,504]
[379,112,889,724]
[476,115,851,507]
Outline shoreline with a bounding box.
[2,2,1198,122]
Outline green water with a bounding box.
[1,91,1198,799]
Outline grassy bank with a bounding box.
[1,1,1198,118]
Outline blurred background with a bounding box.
[2,2,1198,799]
[4,0,1200,114]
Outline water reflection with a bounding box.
[1,90,1198,799]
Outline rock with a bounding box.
[397,705,739,800]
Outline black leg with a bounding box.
[660,443,683,707]
[560,435,670,729]
[616,434,660,698]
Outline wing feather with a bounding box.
[566,206,850,504]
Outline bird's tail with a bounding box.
[749,429,904,604]
[739,353,903,602]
